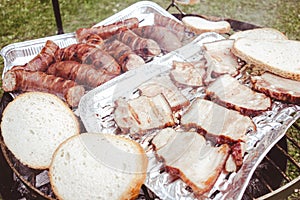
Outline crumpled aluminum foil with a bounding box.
[78,31,300,200]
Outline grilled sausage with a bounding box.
[103,39,145,71]
[2,69,85,107]
[55,43,121,75]
[11,40,59,72]
[113,30,161,59]
[47,61,117,88]
[133,25,182,53]
[154,14,195,41]
[76,17,139,42]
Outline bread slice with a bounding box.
[229,28,288,40]
[232,38,300,81]
[1,92,80,169]
[182,16,231,34]
[49,133,148,200]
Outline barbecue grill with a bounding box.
[0,1,299,199]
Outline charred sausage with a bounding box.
[2,69,85,107]
[47,61,117,88]
[113,30,161,60]
[11,40,59,72]
[133,25,182,53]
[55,43,121,75]
[76,17,139,42]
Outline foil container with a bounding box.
[78,32,300,199]
[0,1,180,77]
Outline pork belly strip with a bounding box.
[205,74,271,115]
[251,72,300,105]
[47,61,117,88]
[114,94,175,135]
[2,70,85,107]
[11,40,59,72]
[202,39,240,85]
[169,60,206,87]
[181,98,255,142]
[152,128,230,196]
[138,75,190,111]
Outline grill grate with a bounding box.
[243,121,300,200]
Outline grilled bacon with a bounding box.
[205,74,272,116]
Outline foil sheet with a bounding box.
[78,32,300,199]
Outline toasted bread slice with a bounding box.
[1,92,80,169]
[182,16,231,34]
[232,38,300,81]
[49,133,148,200]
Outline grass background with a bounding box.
[0,0,299,199]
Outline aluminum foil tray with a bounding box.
[78,32,300,200]
[0,1,179,77]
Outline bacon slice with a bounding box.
[169,60,206,87]
[138,75,190,111]
[113,94,175,135]
[202,39,240,84]
[251,72,300,105]
[205,74,271,115]
[152,128,230,196]
[181,98,255,142]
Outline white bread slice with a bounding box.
[49,133,148,200]
[1,92,80,169]
[182,16,231,34]
[229,28,288,40]
[232,38,300,81]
